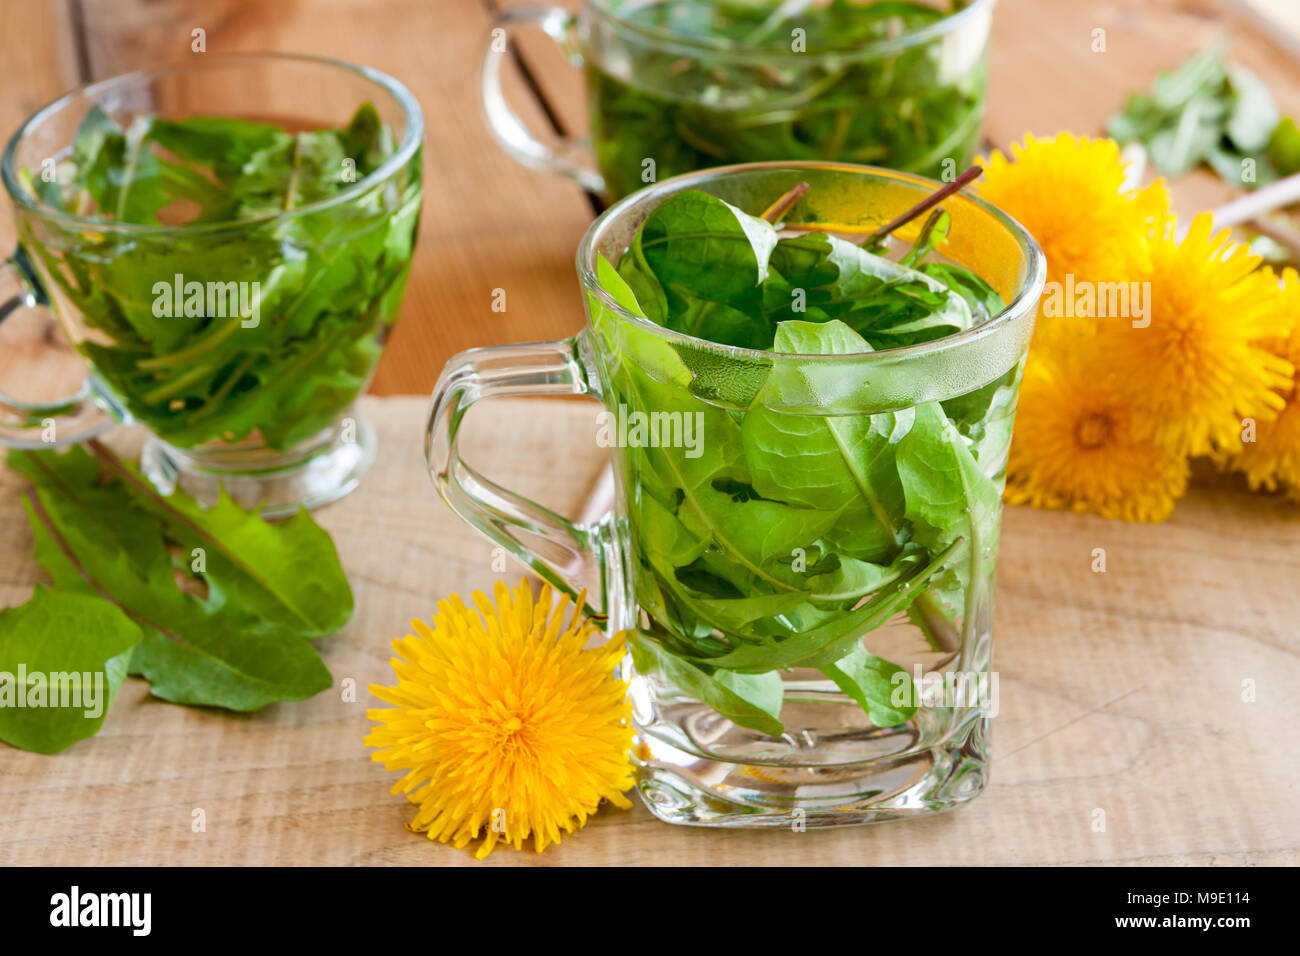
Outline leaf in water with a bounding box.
[896,402,1000,556]
[622,190,779,348]
[820,643,916,727]
[605,183,1009,729]
[586,1,983,200]
[28,104,418,453]
[919,261,1006,326]
[769,232,972,347]
[742,321,906,555]
[895,401,1001,647]
[629,630,784,737]
[702,542,955,673]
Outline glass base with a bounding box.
[139,412,376,519]
[633,715,989,828]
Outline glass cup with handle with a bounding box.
[482,0,996,201]
[428,160,1044,826]
[0,53,423,515]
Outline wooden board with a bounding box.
[1,0,1299,867]
[0,395,1296,866]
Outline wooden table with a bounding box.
[1,0,1298,866]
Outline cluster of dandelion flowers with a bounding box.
[1097,215,1294,458]
[982,131,1299,522]
[366,580,635,859]
[1231,269,1300,498]
[1005,346,1189,522]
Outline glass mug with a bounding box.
[482,0,995,201]
[0,54,423,516]
[428,161,1044,826]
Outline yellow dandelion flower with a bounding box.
[979,133,1168,286]
[1006,348,1188,522]
[1231,268,1300,497]
[1097,215,1294,458]
[366,579,635,859]
[979,133,1168,351]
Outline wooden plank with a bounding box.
[0,394,1295,866]
[70,0,596,397]
[2,0,1299,868]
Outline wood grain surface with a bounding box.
[1,396,1296,866]
[0,0,1298,866]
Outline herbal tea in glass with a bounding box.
[0,55,423,515]
[429,162,1044,826]
[483,1,994,200]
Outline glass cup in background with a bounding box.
[428,162,1044,826]
[483,0,995,200]
[0,54,423,516]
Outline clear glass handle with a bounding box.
[480,4,605,195]
[426,334,617,622]
[0,250,112,449]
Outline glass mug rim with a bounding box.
[585,0,998,61]
[0,51,424,238]
[575,159,1045,365]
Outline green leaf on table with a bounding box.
[1146,94,1225,177]
[1269,117,1300,177]
[8,445,342,711]
[94,449,352,636]
[13,445,352,636]
[0,587,141,753]
[1225,66,1280,155]
[1107,42,1297,190]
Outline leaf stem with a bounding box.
[783,165,982,244]
[760,181,811,224]
[283,133,304,211]
[857,165,982,247]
